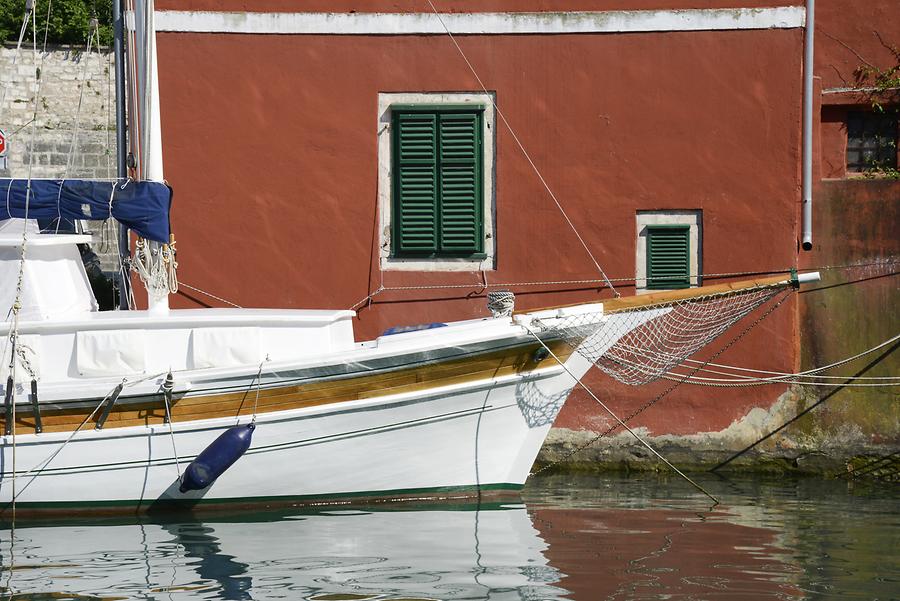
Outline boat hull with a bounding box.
[1,350,584,516]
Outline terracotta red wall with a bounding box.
[814,1,900,92]
[814,2,900,180]
[156,21,804,436]
[153,2,827,437]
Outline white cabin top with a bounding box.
[0,219,98,322]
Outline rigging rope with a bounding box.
[178,281,242,308]
[5,0,42,536]
[652,333,900,387]
[348,260,896,311]
[425,0,619,297]
[531,289,794,474]
[523,322,719,504]
[0,4,33,126]
[676,337,900,380]
[7,370,171,502]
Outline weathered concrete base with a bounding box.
[539,386,899,476]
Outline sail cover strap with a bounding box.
[0,178,172,243]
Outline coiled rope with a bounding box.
[486,290,515,317]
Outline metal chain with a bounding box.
[348,260,897,310]
[532,289,794,475]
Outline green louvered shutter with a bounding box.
[393,112,438,254]
[392,107,483,258]
[438,112,482,254]
[646,225,690,289]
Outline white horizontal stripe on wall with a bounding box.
[154,7,806,35]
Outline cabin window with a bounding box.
[846,110,898,173]
[378,93,495,272]
[636,211,702,293]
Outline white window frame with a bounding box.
[377,92,496,272]
[635,210,702,293]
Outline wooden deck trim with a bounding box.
[2,340,573,435]
[516,274,796,315]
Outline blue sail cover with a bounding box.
[0,178,172,243]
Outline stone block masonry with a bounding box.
[1,44,121,272]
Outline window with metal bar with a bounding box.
[846,110,898,173]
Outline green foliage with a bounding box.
[853,41,900,179]
[0,0,112,47]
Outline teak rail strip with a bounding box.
[1,340,572,435]
[516,274,796,315]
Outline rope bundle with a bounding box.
[487,290,515,317]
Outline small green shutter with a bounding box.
[392,107,483,257]
[646,225,690,289]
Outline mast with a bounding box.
[141,0,169,313]
[125,0,172,313]
[113,0,132,310]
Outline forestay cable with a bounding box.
[426,0,620,297]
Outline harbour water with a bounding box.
[1,473,897,600]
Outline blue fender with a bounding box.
[179,423,255,493]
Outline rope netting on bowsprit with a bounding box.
[533,284,793,386]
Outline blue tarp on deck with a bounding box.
[0,178,172,243]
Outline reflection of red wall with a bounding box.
[531,506,802,599]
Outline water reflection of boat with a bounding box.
[0,505,569,600]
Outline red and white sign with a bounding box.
[0,128,7,157]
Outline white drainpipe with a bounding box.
[801,0,815,251]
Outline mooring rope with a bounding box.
[161,371,182,482]
[660,333,900,387]
[522,323,719,504]
[251,356,269,423]
[530,289,794,475]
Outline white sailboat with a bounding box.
[0,2,818,516]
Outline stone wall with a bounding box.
[1,44,116,178]
[1,43,121,271]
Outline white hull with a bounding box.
[2,356,582,511]
[0,218,698,515]
[1,217,801,515]
[1,302,604,514]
